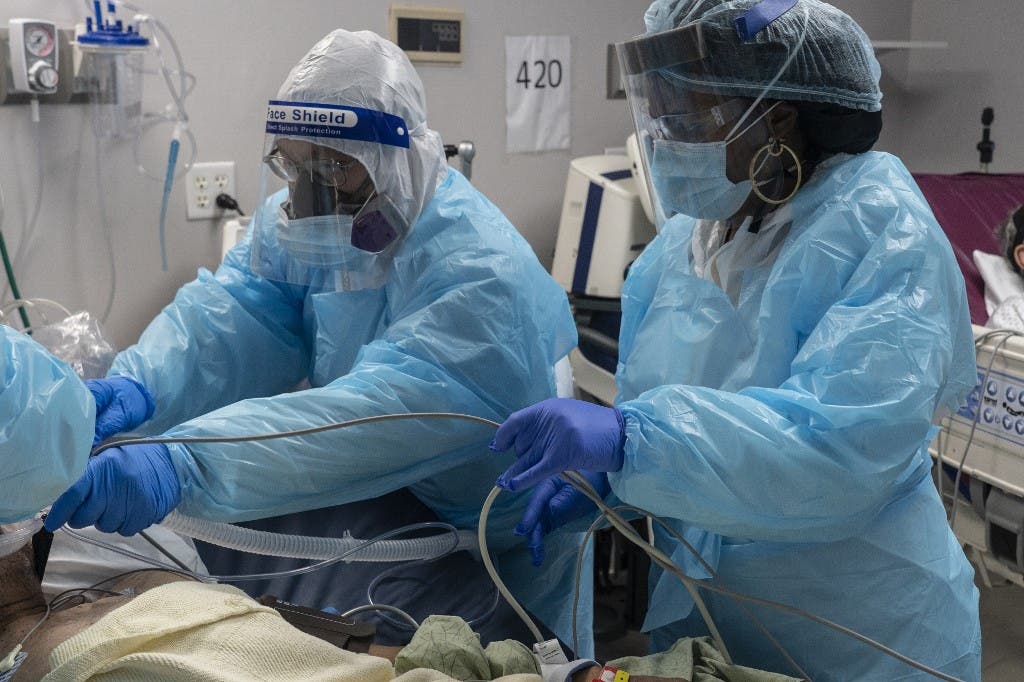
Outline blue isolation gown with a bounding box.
[109,169,591,654]
[611,152,981,680]
[1,325,93,523]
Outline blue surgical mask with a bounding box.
[650,101,779,222]
[651,140,753,221]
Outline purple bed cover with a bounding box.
[912,173,1024,325]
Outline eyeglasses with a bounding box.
[648,98,750,143]
[263,148,361,189]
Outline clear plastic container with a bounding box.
[0,516,43,558]
[81,48,146,140]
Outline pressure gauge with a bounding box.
[25,26,55,57]
[8,19,60,94]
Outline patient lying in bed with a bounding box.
[2,540,795,682]
[987,204,1024,331]
[0,541,405,681]
[1,542,597,682]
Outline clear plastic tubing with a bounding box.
[160,510,478,562]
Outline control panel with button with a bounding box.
[957,369,1024,448]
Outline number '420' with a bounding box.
[516,59,563,89]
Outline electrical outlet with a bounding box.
[186,161,236,220]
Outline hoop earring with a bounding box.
[749,139,802,205]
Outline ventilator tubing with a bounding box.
[160,511,478,561]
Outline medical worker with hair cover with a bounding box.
[0,326,93,526]
[43,30,590,653]
[492,1,981,679]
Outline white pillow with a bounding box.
[991,296,1024,333]
[973,249,1024,317]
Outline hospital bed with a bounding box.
[916,172,1024,587]
[933,326,1024,587]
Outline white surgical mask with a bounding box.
[275,208,354,268]
[650,101,779,221]
[272,204,400,291]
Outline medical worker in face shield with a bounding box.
[491,1,981,679]
[43,30,590,652]
[0,326,93,527]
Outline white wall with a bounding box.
[896,0,1024,174]
[0,0,648,348]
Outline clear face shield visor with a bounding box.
[264,140,376,220]
[616,24,784,227]
[250,100,412,289]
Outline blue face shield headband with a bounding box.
[734,0,799,42]
[265,100,411,149]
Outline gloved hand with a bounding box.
[44,443,181,536]
[516,471,610,567]
[491,398,626,492]
[86,376,156,445]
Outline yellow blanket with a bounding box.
[44,582,395,682]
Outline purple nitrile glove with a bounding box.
[491,398,625,493]
[516,471,611,567]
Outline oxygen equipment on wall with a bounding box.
[76,0,197,271]
[0,3,196,341]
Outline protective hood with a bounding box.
[642,0,882,112]
[274,29,447,235]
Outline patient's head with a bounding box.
[1001,204,1024,275]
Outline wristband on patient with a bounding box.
[533,639,599,682]
[541,659,601,682]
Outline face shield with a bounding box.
[616,8,807,227]
[251,100,413,290]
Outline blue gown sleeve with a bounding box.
[160,220,576,523]
[1,326,94,523]
[109,235,310,434]
[612,195,977,543]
